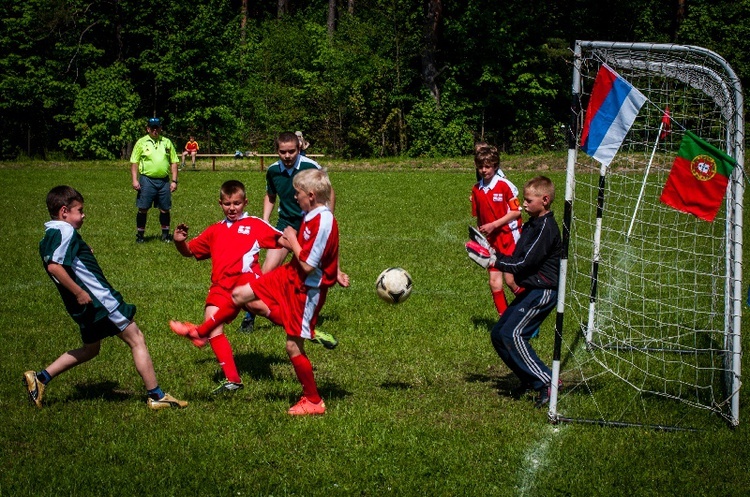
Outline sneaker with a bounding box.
[23,371,44,408]
[238,313,255,333]
[310,330,338,350]
[211,380,244,394]
[148,393,188,410]
[136,234,145,244]
[161,233,172,243]
[534,380,562,409]
[288,396,326,416]
[169,321,209,348]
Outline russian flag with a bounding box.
[580,64,646,167]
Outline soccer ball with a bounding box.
[375,267,413,304]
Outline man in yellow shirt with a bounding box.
[130,118,179,243]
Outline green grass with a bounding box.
[1,161,750,496]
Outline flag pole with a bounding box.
[626,120,664,239]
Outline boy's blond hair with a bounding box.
[474,143,500,169]
[293,169,331,204]
[524,176,555,205]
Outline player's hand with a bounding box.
[173,223,189,242]
[337,271,350,288]
[75,290,93,305]
[478,222,497,236]
[132,180,141,191]
[465,240,496,270]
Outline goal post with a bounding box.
[549,41,744,428]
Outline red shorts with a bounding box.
[204,271,260,322]
[250,265,328,339]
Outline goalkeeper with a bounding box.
[466,176,561,408]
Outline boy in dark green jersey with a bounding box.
[24,185,187,410]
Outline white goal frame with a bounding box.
[549,41,744,428]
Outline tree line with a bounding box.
[1,0,748,160]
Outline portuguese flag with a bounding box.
[659,130,736,222]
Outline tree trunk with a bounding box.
[348,0,355,15]
[421,0,442,105]
[278,0,289,17]
[327,0,337,37]
[241,0,248,45]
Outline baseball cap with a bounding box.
[148,117,162,128]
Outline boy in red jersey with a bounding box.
[471,144,523,316]
[171,180,282,393]
[171,169,349,415]
[181,135,199,169]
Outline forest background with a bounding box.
[1,0,749,161]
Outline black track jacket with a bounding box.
[492,211,561,290]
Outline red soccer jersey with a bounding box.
[471,174,522,255]
[185,140,199,152]
[187,214,281,291]
[289,206,339,289]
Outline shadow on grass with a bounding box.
[197,351,287,382]
[66,380,136,404]
[465,370,521,399]
[471,316,496,332]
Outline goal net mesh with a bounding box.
[556,42,743,428]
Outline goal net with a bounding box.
[549,42,744,428]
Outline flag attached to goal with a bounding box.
[659,130,736,222]
[580,64,647,167]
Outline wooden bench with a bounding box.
[195,153,325,171]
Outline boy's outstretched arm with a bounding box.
[173,223,193,257]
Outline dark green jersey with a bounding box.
[265,155,321,230]
[40,221,134,326]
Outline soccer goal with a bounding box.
[549,42,744,429]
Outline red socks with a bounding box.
[209,333,242,384]
[197,305,238,336]
[290,354,320,404]
[492,289,508,316]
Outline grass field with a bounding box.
[2,160,750,496]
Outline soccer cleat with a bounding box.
[238,313,255,333]
[161,232,172,243]
[211,380,244,395]
[310,330,338,350]
[23,371,45,408]
[288,396,326,416]
[534,380,563,409]
[147,393,188,410]
[169,321,208,348]
[136,234,145,244]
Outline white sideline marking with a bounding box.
[516,426,561,495]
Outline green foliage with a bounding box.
[58,64,140,159]
[406,83,475,157]
[1,0,750,158]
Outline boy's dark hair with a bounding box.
[220,180,246,199]
[524,176,556,204]
[275,132,301,151]
[46,185,84,218]
[474,143,499,168]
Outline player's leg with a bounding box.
[117,321,158,391]
[488,268,508,316]
[180,151,187,169]
[203,305,244,392]
[135,176,157,243]
[286,335,325,415]
[190,151,197,168]
[23,340,101,408]
[491,289,556,392]
[261,247,289,273]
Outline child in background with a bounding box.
[171,180,283,393]
[171,169,349,415]
[26,185,187,410]
[471,144,523,316]
[467,176,562,408]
